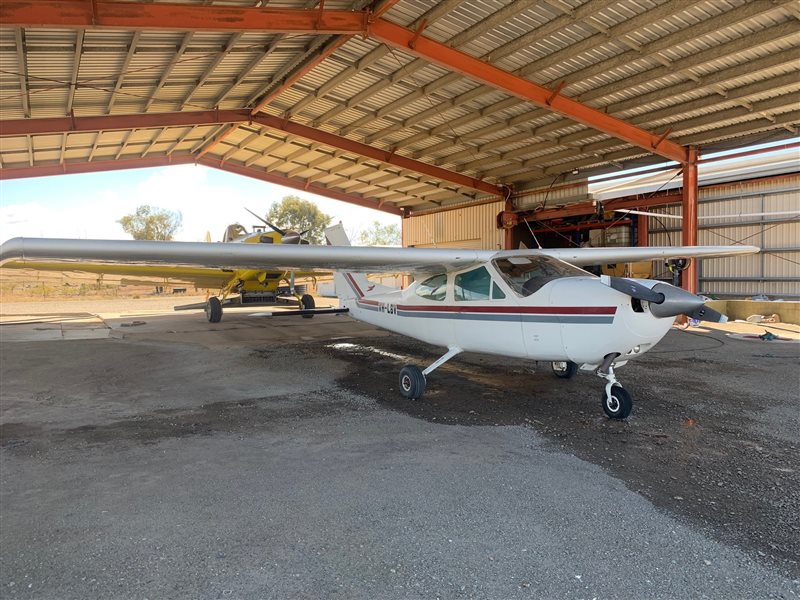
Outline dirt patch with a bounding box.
[0,391,366,457]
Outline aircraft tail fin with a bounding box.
[325,223,391,301]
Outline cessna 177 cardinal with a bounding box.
[0,225,758,420]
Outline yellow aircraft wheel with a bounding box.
[300,294,315,319]
[206,297,223,323]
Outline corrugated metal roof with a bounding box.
[0,0,797,212]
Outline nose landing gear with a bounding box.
[597,356,632,420]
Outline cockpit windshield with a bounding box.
[493,255,593,297]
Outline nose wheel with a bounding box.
[597,360,633,420]
[602,384,632,420]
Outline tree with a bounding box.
[358,220,401,246]
[266,195,331,245]
[118,205,182,240]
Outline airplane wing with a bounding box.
[0,237,759,275]
[2,259,235,290]
[499,245,760,267]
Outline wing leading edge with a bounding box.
[0,237,759,275]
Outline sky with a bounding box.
[0,164,401,244]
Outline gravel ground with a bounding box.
[0,302,798,599]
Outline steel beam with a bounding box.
[637,214,649,248]
[195,124,240,160]
[0,109,250,136]
[0,1,368,33]
[521,193,683,222]
[250,114,504,196]
[681,147,699,293]
[198,156,403,216]
[0,154,195,180]
[249,35,350,115]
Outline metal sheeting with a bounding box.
[0,0,798,212]
[647,175,800,298]
[402,200,505,250]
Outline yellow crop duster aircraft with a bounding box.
[1,210,323,323]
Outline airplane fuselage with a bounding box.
[339,267,674,369]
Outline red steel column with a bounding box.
[504,199,514,250]
[637,214,649,247]
[681,146,699,293]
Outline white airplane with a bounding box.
[0,226,758,419]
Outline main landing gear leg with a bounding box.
[399,346,462,401]
[597,354,632,420]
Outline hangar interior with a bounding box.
[0,0,798,296]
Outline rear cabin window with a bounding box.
[454,267,493,301]
[415,274,448,301]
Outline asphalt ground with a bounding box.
[0,299,798,599]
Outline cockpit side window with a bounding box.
[454,266,493,301]
[491,282,506,300]
[493,256,592,297]
[415,274,448,301]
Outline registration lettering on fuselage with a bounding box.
[379,302,397,315]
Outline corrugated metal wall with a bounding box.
[402,200,505,250]
[403,175,799,299]
[647,175,800,298]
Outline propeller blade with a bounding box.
[243,207,286,236]
[686,304,728,324]
[600,275,665,304]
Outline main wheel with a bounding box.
[399,365,426,400]
[205,297,223,323]
[551,361,577,379]
[300,294,315,319]
[602,384,632,420]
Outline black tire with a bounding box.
[551,360,577,379]
[206,297,223,323]
[300,294,315,319]
[602,384,632,420]
[399,365,426,400]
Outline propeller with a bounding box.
[244,207,286,236]
[601,275,728,323]
[243,207,314,244]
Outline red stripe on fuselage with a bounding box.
[394,304,616,315]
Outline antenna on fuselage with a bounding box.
[523,218,543,249]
